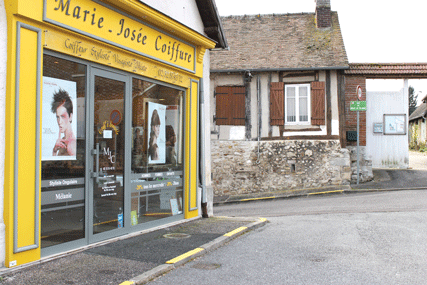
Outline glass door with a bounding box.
[89,68,129,242]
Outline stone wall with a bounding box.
[347,146,373,183]
[211,140,351,197]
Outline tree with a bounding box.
[409,86,418,116]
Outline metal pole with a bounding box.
[357,110,360,185]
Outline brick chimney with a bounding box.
[315,0,332,28]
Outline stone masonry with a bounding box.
[211,140,351,197]
[347,146,374,183]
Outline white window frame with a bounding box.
[284,83,311,125]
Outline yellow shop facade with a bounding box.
[2,0,225,267]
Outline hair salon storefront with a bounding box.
[4,0,216,267]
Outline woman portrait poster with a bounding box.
[147,102,166,164]
[41,77,78,161]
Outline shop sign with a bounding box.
[132,171,183,180]
[42,177,85,188]
[45,30,187,86]
[44,0,196,73]
[41,187,84,206]
[132,178,183,191]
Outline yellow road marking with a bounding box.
[119,281,135,285]
[240,196,275,202]
[166,248,205,264]
[224,226,247,237]
[308,190,344,196]
[143,213,170,216]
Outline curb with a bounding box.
[213,187,351,205]
[347,186,427,193]
[213,187,427,205]
[122,217,268,285]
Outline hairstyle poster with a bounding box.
[147,102,166,164]
[165,105,180,165]
[41,77,78,161]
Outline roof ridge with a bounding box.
[220,12,314,19]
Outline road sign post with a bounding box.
[352,85,365,185]
[357,110,360,185]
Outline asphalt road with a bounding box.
[213,190,427,217]
[148,190,427,285]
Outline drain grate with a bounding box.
[163,233,191,239]
[192,263,221,270]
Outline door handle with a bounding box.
[91,143,100,183]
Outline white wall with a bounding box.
[0,0,6,267]
[202,50,214,216]
[366,80,409,168]
[139,0,205,34]
[330,71,339,136]
[260,74,270,138]
[422,120,426,142]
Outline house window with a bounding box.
[270,81,325,126]
[285,84,310,124]
[215,86,246,125]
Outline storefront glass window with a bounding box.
[92,75,125,234]
[41,54,87,248]
[130,78,184,225]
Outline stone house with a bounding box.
[409,95,427,147]
[209,0,353,198]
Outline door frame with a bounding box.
[87,66,132,244]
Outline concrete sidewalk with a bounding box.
[0,217,267,285]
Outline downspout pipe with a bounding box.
[0,0,7,267]
[199,78,208,218]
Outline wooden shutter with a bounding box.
[215,86,245,125]
[231,86,246,125]
[270,82,284,126]
[215,86,231,125]
[311,81,325,125]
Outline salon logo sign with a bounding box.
[44,0,196,73]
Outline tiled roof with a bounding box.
[210,12,348,71]
[346,63,427,78]
[409,102,427,121]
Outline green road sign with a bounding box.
[350,101,367,111]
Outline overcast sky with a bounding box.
[214,0,427,102]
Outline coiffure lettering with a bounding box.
[52,0,193,66]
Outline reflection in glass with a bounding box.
[130,78,184,225]
[41,54,86,249]
[93,76,125,234]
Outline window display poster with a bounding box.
[166,105,179,165]
[42,77,78,161]
[147,102,166,164]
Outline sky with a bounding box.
[214,0,427,104]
